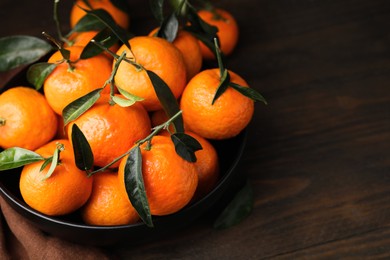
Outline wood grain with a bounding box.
[1,0,389,258]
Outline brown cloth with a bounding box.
[0,196,111,260]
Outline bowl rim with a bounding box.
[0,129,248,231]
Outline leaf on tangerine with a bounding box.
[81,8,132,49]
[124,146,153,227]
[62,88,103,126]
[229,82,268,104]
[146,70,184,133]
[212,69,230,105]
[69,14,106,35]
[41,146,60,181]
[171,133,202,162]
[26,62,57,90]
[157,13,179,43]
[0,148,44,171]
[80,27,120,59]
[71,124,94,171]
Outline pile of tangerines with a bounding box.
[0,0,265,227]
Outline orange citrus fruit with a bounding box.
[114,36,187,111]
[0,86,57,150]
[44,45,112,115]
[81,171,140,226]
[149,28,202,81]
[197,8,239,60]
[67,94,151,168]
[187,132,219,200]
[180,68,254,139]
[19,139,93,216]
[118,136,198,216]
[70,0,130,30]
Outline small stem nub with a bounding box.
[0,118,5,126]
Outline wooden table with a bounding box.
[1,0,389,258]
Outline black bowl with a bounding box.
[0,70,248,247]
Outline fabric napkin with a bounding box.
[0,196,111,260]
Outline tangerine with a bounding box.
[0,86,57,150]
[114,36,187,111]
[197,8,239,60]
[149,28,202,81]
[180,68,254,139]
[44,45,112,115]
[19,139,93,216]
[118,136,198,216]
[81,171,140,226]
[67,94,151,168]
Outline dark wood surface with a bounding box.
[1,0,390,258]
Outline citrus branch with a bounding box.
[91,39,143,71]
[53,0,72,46]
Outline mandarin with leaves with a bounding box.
[67,94,151,168]
[19,139,93,216]
[0,86,57,150]
[197,8,239,60]
[70,0,130,30]
[43,45,112,115]
[81,171,140,226]
[114,36,187,111]
[149,28,202,81]
[118,135,198,216]
[180,68,254,140]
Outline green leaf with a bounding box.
[117,87,144,102]
[212,69,230,104]
[158,13,179,43]
[0,148,44,171]
[41,146,60,181]
[80,27,119,59]
[113,88,144,107]
[62,88,103,126]
[149,0,165,23]
[69,14,106,34]
[71,124,94,171]
[213,181,254,229]
[229,82,268,104]
[124,146,153,227]
[26,62,57,90]
[81,8,132,49]
[59,48,71,60]
[171,133,202,162]
[111,95,136,107]
[0,35,52,72]
[146,70,184,133]
[39,157,53,172]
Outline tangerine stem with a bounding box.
[0,118,5,126]
[91,39,143,71]
[108,51,127,102]
[53,0,72,46]
[136,110,183,147]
